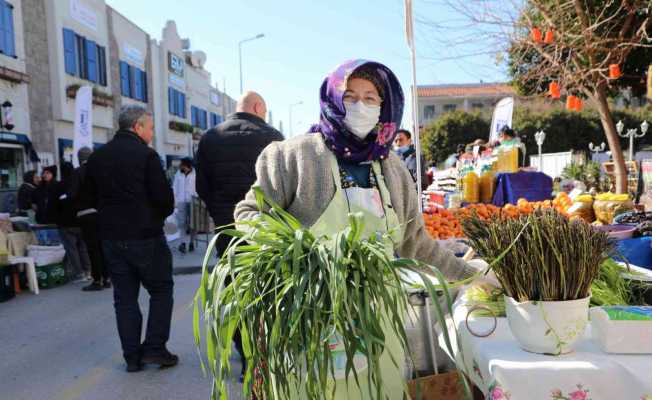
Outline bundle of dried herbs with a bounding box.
[462,209,615,302]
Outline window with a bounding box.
[62,28,107,86]
[0,147,23,189]
[210,112,222,128]
[443,104,457,112]
[168,87,186,118]
[120,61,147,102]
[191,106,208,129]
[423,105,435,120]
[0,0,16,57]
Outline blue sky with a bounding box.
[106,0,507,137]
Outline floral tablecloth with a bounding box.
[440,289,652,400]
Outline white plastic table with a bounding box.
[440,271,652,400]
[9,256,38,295]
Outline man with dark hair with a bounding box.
[393,129,428,189]
[84,105,176,372]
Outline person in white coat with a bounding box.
[172,157,196,253]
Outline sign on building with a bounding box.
[168,52,184,77]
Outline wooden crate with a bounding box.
[408,371,485,400]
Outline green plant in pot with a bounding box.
[462,209,615,355]
[193,188,476,400]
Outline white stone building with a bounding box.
[21,1,236,184]
[36,0,115,164]
[0,0,32,209]
[150,20,231,168]
[417,83,515,127]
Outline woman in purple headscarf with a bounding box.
[236,59,473,279]
[235,59,475,396]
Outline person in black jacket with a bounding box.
[73,147,111,292]
[31,165,58,224]
[83,105,177,373]
[196,91,283,256]
[195,91,283,381]
[17,170,40,214]
[55,162,91,281]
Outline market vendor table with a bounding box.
[440,285,652,400]
[492,171,553,207]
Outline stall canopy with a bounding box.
[0,131,40,162]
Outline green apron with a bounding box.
[306,153,406,399]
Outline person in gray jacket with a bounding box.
[235,59,475,282]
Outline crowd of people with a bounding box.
[16,152,108,291]
[13,59,478,391]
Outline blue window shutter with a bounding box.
[141,70,148,103]
[0,0,5,55]
[120,61,130,97]
[191,106,196,126]
[173,89,179,116]
[180,93,186,118]
[97,46,107,86]
[76,35,86,79]
[3,2,14,57]
[132,66,142,101]
[202,110,207,129]
[63,28,77,75]
[168,87,174,114]
[85,40,97,82]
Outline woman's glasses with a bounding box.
[343,92,382,107]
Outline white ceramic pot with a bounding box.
[504,295,590,355]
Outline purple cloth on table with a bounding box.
[492,171,553,206]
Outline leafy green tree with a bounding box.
[507,0,650,192]
[421,111,490,164]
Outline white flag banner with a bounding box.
[405,0,415,49]
[73,86,93,167]
[489,97,514,144]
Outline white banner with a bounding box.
[73,86,93,168]
[489,97,514,144]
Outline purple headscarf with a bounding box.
[309,59,405,163]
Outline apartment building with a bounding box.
[417,82,516,127]
[0,0,32,209]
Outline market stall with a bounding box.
[444,281,652,399]
[432,206,652,400]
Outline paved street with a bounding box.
[0,274,242,400]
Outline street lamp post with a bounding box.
[588,142,606,159]
[288,101,303,137]
[534,130,546,172]
[238,33,265,94]
[617,120,649,161]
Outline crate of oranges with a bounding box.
[423,208,464,240]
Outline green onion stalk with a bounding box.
[193,188,478,400]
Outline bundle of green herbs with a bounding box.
[462,209,615,302]
[193,188,472,400]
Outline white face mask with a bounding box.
[343,101,381,140]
